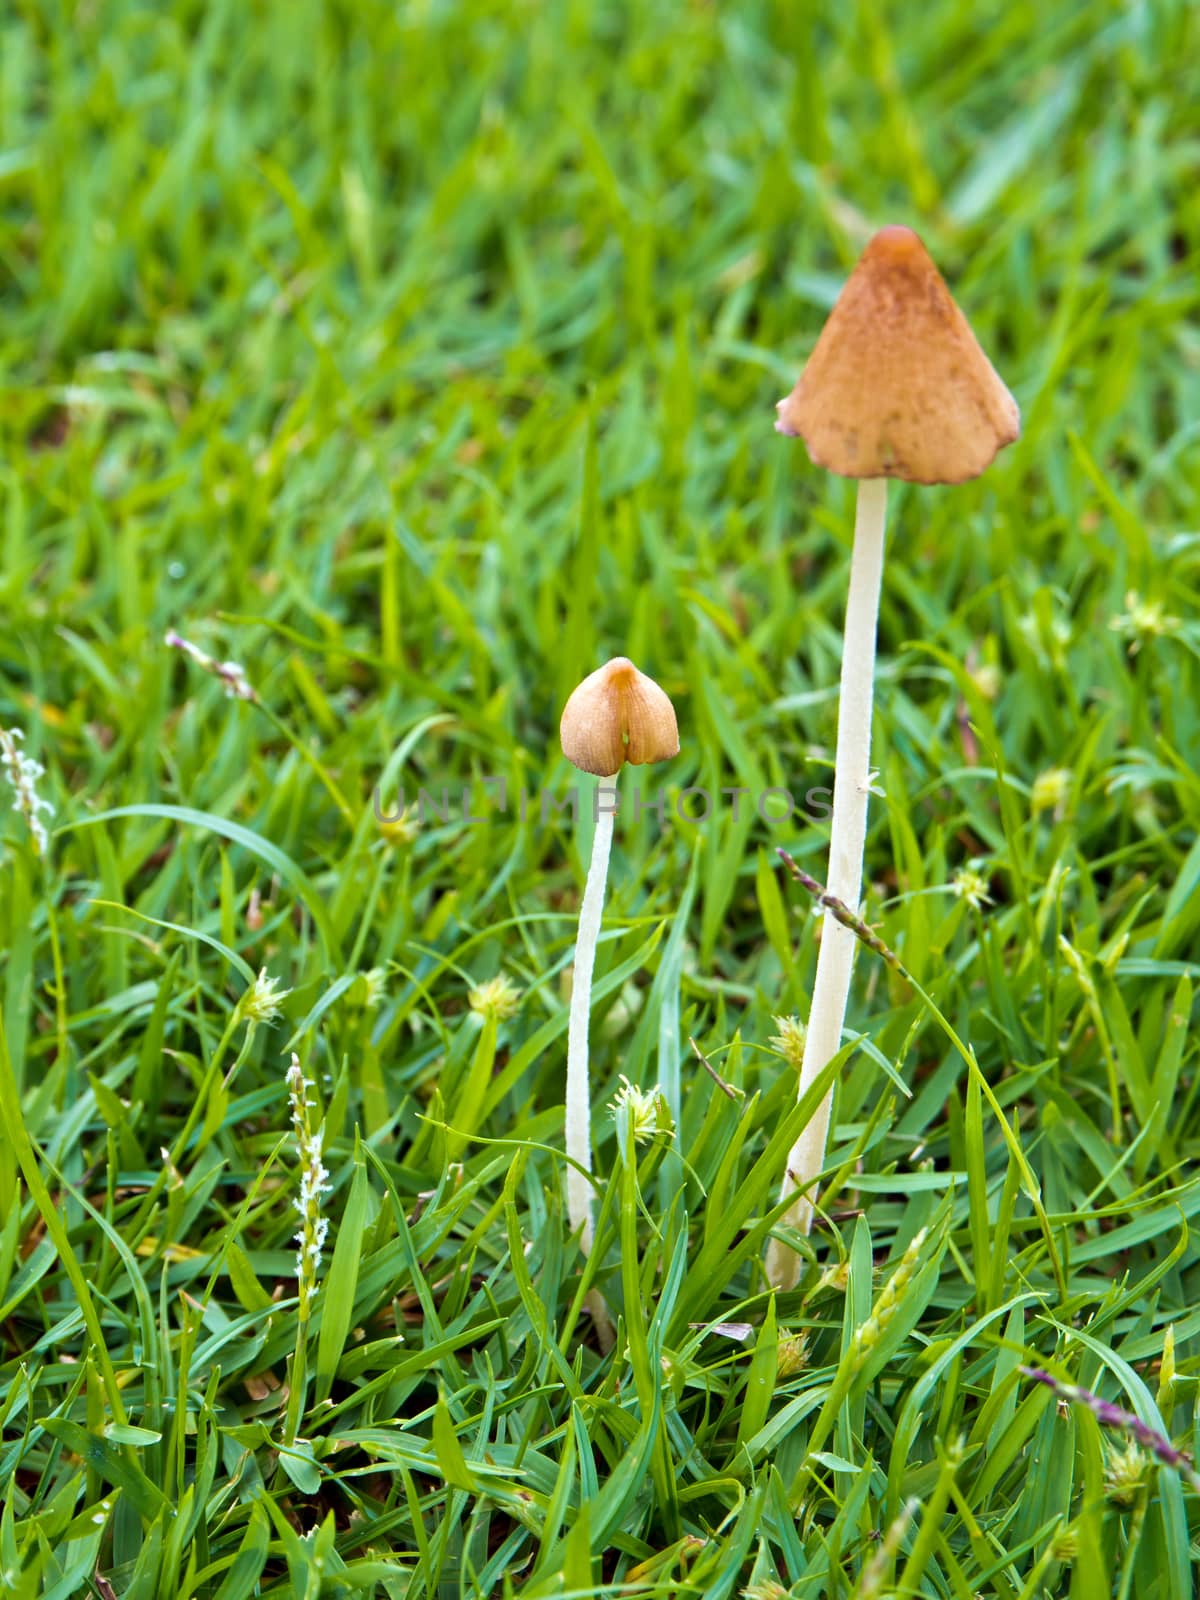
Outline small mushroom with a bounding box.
[560,659,678,1276]
[767,226,1018,1290]
[560,657,679,779]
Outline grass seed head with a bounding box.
[468,972,522,1023]
[1050,1526,1079,1562]
[1104,1439,1151,1506]
[851,1229,928,1371]
[776,1330,809,1377]
[770,1015,808,1069]
[608,1074,672,1145]
[1032,766,1072,816]
[377,802,419,846]
[1111,590,1178,653]
[237,967,292,1027]
[950,865,993,909]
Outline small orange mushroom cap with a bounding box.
[560,658,679,778]
[776,225,1019,486]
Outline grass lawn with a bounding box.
[2,0,1199,1594]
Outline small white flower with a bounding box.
[1,726,54,857]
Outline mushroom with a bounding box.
[559,657,678,1261]
[766,225,1019,1289]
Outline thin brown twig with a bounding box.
[777,850,908,977]
[688,1036,744,1101]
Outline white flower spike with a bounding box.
[1,726,54,858]
[287,1054,332,1318]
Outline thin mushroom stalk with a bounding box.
[565,775,618,1256]
[767,225,1019,1289]
[764,477,886,1283]
[559,657,679,1335]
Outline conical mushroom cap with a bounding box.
[560,658,679,778]
[776,226,1019,485]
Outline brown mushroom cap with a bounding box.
[775,225,1020,486]
[560,658,679,778]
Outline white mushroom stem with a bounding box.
[767,476,888,1290]
[566,776,618,1256]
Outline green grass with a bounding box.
[2,0,1200,1594]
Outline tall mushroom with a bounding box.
[560,657,679,1258]
[766,225,1019,1289]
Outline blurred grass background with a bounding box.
[2,0,1200,1594]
